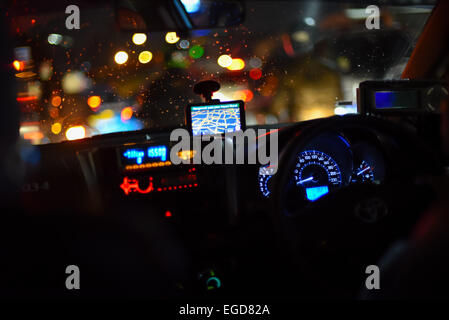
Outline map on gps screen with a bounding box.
[190,102,243,136]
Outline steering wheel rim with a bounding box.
[270,115,442,297]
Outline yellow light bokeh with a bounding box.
[66,126,86,140]
[114,51,129,64]
[13,60,24,71]
[99,109,114,119]
[87,95,102,109]
[165,32,180,44]
[177,150,196,161]
[51,122,62,134]
[132,33,147,45]
[217,55,233,68]
[227,58,245,71]
[138,51,153,64]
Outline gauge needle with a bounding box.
[298,176,313,184]
[357,167,371,176]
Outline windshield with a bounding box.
[8,1,434,144]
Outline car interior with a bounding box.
[1,0,449,301]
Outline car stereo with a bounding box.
[359,80,448,116]
[186,100,245,136]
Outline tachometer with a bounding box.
[294,150,341,201]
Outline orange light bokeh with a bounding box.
[87,96,102,110]
[121,107,133,121]
[51,95,62,107]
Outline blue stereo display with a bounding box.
[122,146,167,165]
[305,186,329,201]
[374,91,419,109]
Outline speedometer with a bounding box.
[294,150,342,201]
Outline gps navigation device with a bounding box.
[186,100,246,136]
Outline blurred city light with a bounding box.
[51,95,62,107]
[292,30,310,43]
[47,33,62,45]
[249,57,262,69]
[179,40,190,49]
[87,95,102,110]
[39,62,53,81]
[65,126,86,140]
[62,71,89,94]
[217,54,233,68]
[13,60,24,71]
[304,17,316,26]
[227,58,245,71]
[121,107,133,121]
[138,51,153,64]
[234,89,254,102]
[165,32,180,44]
[23,131,44,141]
[189,45,204,59]
[114,51,129,64]
[132,33,147,45]
[51,122,62,134]
[249,68,262,80]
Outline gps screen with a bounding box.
[188,101,245,136]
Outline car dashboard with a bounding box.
[18,116,439,297]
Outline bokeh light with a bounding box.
[165,32,180,44]
[65,126,86,140]
[47,33,62,45]
[249,57,262,69]
[114,51,129,64]
[179,39,190,49]
[121,107,133,121]
[51,122,62,134]
[132,33,147,45]
[249,68,262,80]
[217,55,233,68]
[138,51,153,64]
[227,58,245,71]
[87,95,102,110]
[51,95,62,107]
[13,60,24,71]
[234,89,254,102]
[189,45,204,59]
[62,71,89,94]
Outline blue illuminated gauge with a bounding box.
[258,165,277,198]
[352,161,375,183]
[294,150,342,201]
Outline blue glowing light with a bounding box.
[123,146,167,165]
[374,91,418,110]
[306,186,329,201]
[374,91,395,109]
[94,115,143,135]
[148,146,167,162]
[123,149,145,164]
[181,0,201,13]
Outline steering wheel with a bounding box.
[271,115,442,298]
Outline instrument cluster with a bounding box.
[258,131,386,201]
